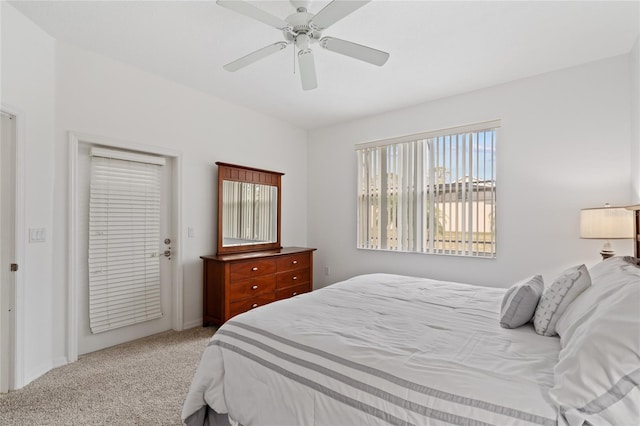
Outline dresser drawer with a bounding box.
[229,293,276,318]
[276,269,309,289]
[275,282,310,301]
[276,253,310,272]
[230,258,277,282]
[228,275,276,301]
[202,248,315,326]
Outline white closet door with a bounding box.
[0,113,17,392]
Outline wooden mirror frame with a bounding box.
[216,162,283,255]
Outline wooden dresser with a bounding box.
[201,247,316,326]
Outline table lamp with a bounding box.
[580,203,634,259]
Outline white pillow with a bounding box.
[556,257,640,342]
[588,256,640,286]
[533,264,591,337]
[549,280,640,426]
[499,275,544,329]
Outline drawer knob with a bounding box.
[292,276,298,280]
[252,303,258,308]
[251,267,258,271]
[252,285,258,290]
[292,260,298,264]
[292,292,298,296]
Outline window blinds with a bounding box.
[88,148,165,334]
[356,121,498,257]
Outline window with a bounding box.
[88,148,165,333]
[356,120,499,258]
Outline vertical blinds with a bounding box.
[357,121,498,257]
[88,148,165,334]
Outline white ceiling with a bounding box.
[10,0,640,129]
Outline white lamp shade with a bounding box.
[580,206,634,239]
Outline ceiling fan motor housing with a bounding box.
[284,10,321,42]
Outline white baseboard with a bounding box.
[23,361,52,388]
[20,356,69,390]
[22,356,70,389]
[182,319,203,330]
[52,356,68,369]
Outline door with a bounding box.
[0,112,16,392]
[77,143,173,355]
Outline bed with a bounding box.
[182,257,640,426]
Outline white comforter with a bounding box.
[183,273,561,425]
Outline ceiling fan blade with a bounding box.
[309,0,370,30]
[320,37,389,66]
[223,42,289,72]
[217,0,290,30]
[298,49,318,91]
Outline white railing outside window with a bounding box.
[356,120,499,258]
[88,148,165,333]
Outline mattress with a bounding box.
[183,273,561,425]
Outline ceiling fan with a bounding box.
[217,0,390,90]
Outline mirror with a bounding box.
[216,162,283,255]
[221,181,278,247]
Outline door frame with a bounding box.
[68,131,183,363]
[0,104,26,391]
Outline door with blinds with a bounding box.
[78,145,173,355]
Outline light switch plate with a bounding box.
[29,228,46,243]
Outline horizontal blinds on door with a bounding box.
[88,149,164,334]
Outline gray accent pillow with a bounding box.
[500,275,544,329]
[533,264,591,337]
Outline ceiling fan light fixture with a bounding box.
[295,33,311,50]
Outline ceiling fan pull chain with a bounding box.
[293,43,296,75]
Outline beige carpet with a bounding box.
[0,327,215,425]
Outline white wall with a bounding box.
[3,3,308,385]
[51,43,308,359]
[1,3,56,386]
[308,55,633,289]
[631,37,640,204]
